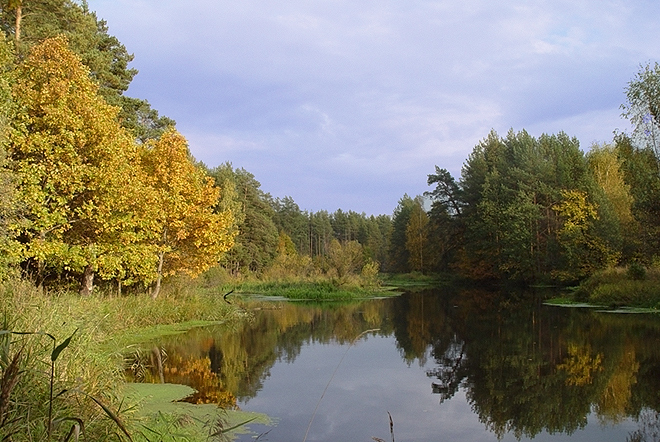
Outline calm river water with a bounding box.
[139,287,660,442]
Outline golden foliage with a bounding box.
[141,129,237,280]
[10,36,159,285]
[557,343,603,387]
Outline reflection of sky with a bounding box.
[235,334,637,442]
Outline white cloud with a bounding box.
[89,0,660,214]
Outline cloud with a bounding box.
[90,0,660,214]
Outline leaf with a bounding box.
[51,329,77,362]
[86,394,133,442]
[209,416,257,437]
[52,417,84,442]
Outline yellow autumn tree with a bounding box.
[586,144,634,227]
[10,36,157,294]
[552,189,619,280]
[140,129,236,299]
[327,238,363,279]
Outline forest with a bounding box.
[0,1,659,301]
[1,1,660,441]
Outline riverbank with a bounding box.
[0,278,249,441]
[204,273,401,301]
[560,265,660,310]
[0,272,405,441]
[202,272,449,301]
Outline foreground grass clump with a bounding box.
[0,278,244,441]
[574,265,660,309]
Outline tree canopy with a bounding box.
[0,1,659,293]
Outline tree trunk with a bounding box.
[15,4,22,42]
[151,250,164,300]
[152,346,165,383]
[80,265,94,297]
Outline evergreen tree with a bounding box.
[309,210,333,257]
[271,196,308,255]
[209,163,279,274]
[425,167,463,272]
[0,0,174,142]
[388,194,416,273]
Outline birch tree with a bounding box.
[140,129,236,299]
[10,36,155,294]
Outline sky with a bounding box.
[88,0,660,216]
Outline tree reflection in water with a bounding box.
[628,409,660,442]
[131,287,660,440]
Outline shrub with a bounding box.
[577,266,660,308]
[627,262,647,280]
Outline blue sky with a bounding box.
[89,0,659,216]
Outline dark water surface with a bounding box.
[140,287,660,441]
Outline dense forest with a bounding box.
[0,0,659,297]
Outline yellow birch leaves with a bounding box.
[140,129,236,281]
[9,36,236,291]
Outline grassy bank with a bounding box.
[224,279,397,300]
[0,270,405,440]
[0,278,246,441]
[199,268,395,300]
[571,265,660,309]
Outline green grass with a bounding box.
[379,272,453,290]
[572,266,660,310]
[0,278,247,441]
[231,280,376,300]
[202,275,397,301]
[124,383,271,441]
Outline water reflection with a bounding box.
[130,288,660,441]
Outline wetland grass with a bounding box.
[0,278,245,441]
[574,266,660,309]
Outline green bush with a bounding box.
[576,266,660,308]
[627,262,647,280]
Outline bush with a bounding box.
[627,262,647,280]
[576,266,660,308]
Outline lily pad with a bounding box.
[124,382,274,440]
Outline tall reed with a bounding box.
[0,277,243,441]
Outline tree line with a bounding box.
[1,0,659,296]
[416,99,660,283]
[216,66,660,287]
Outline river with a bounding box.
[134,286,660,441]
